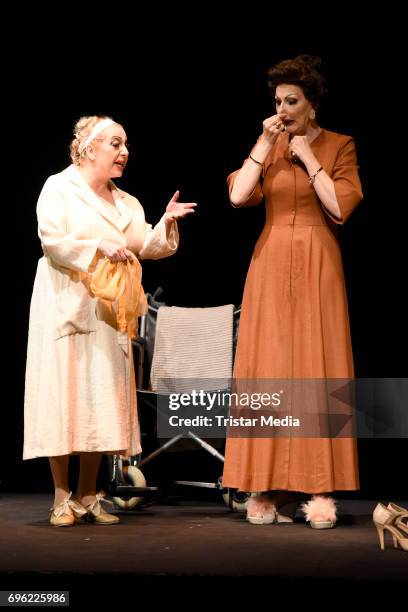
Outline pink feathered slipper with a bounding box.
[246,495,277,525]
[301,495,337,529]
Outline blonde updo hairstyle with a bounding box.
[70,115,113,166]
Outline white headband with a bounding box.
[78,118,115,153]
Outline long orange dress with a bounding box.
[222,129,363,493]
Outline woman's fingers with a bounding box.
[177,202,197,212]
[169,190,180,203]
[107,249,128,262]
[167,202,197,222]
[170,208,196,220]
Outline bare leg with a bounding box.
[75,452,103,506]
[49,455,70,506]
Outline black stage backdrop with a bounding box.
[4,18,407,498]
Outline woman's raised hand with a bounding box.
[164,191,197,225]
[261,114,286,144]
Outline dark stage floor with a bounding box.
[0,495,406,603]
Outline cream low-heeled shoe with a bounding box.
[49,492,87,527]
[373,503,408,551]
[386,502,408,536]
[301,495,337,529]
[79,491,120,525]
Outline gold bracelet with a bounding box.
[309,166,323,185]
[249,154,264,169]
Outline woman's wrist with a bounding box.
[304,153,321,176]
[257,134,277,154]
[250,137,274,166]
[249,154,264,169]
[308,166,323,185]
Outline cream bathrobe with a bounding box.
[24,165,178,460]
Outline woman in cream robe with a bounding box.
[24,116,196,525]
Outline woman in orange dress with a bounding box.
[222,55,363,527]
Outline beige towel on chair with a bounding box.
[150,305,234,393]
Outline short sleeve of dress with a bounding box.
[325,137,363,224]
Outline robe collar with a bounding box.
[61,165,134,232]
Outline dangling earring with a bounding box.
[310,110,316,120]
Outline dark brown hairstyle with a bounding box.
[267,54,326,108]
